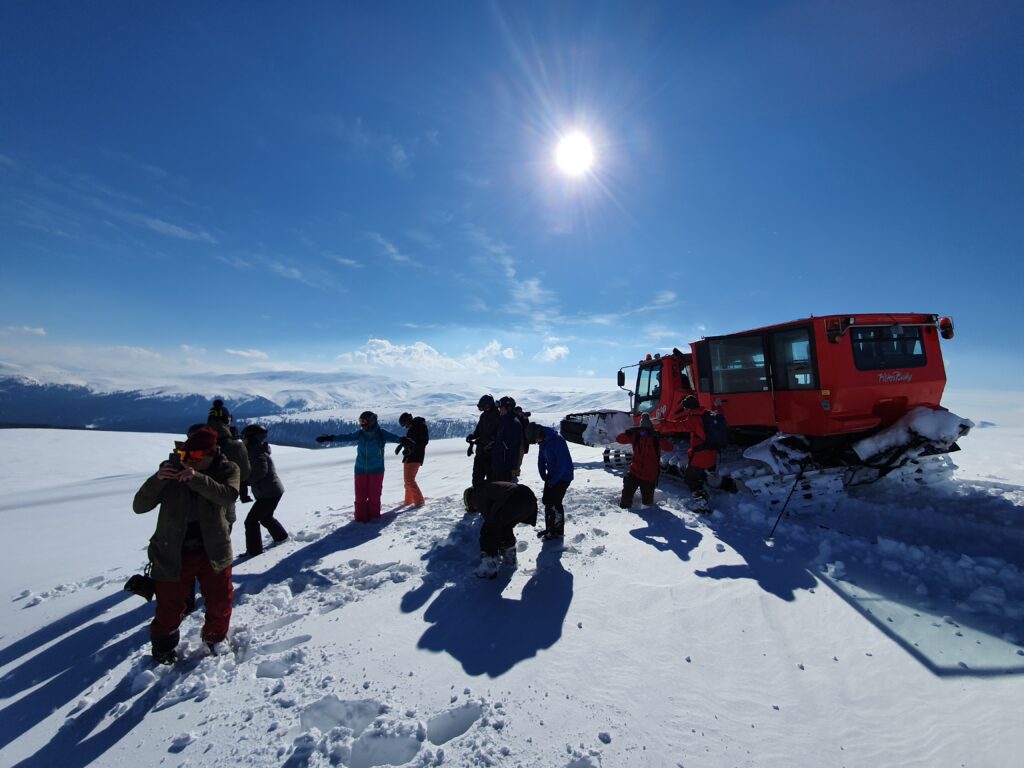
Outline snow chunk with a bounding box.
[853,407,972,462]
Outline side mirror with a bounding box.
[617,370,626,388]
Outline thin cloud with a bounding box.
[535,345,570,362]
[4,325,46,336]
[225,348,269,360]
[367,232,420,267]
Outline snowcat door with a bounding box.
[695,335,776,431]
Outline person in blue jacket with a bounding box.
[316,411,403,522]
[527,422,574,539]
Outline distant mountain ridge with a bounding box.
[0,372,626,445]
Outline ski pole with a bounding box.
[766,462,807,542]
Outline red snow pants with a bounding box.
[354,473,384,521]
[151,549,233,644]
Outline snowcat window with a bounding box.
[708,336,768,393]
[771,327,816,390]
[851,326,927,370]
[635,365,661,413]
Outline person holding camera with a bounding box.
[316,411,403,522]
[615,413,673,509]
[241,424,288,556]
[396,412,429,507]
[132,426,240,665]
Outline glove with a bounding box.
[467,444,474,456]
[394,443,403,455]
[466,434,475,444]
[316,434,333,443]
[240,493,253,503]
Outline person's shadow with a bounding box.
[628,506,703,562]
[404,529,574,677]
[0,510,400,767]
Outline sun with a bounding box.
[555,132,595,177]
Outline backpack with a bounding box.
[701,411,729,450]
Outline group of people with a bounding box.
[132,400,289,665]
[132,393,718,664]
[464,394,576,578]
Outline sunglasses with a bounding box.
[176,449,207,463]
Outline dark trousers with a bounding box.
[542,480,570,535]
[151,549,233,647]
[472,449,492,487]
[684,465,708,496]
[479,489,536,556]
[620,471,657,507]
[245,495,288,555]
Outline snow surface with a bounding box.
[1,389,1023,767]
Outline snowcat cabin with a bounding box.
[689,314,952,440]
[622,350,696,424]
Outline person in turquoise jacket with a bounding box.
[316,411,403,522]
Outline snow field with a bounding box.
[1,415,1023,767]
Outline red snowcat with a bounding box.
[561,313,972,506]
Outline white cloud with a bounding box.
[225,349,269,360]
[331,255,364,268]
[337,338,513,375]
[180,344,207,355]
[652,291,676,306]
[5,326,46,336]
[535,345,570,362]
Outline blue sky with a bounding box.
[1,1,1022,390]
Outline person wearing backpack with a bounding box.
[676,394,724,507]
[397,412,429,506]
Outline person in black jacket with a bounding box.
[240,424,288,556]
[397,412,429,506]
[466,394,500,488]
[469,481,538,578]
[491,396,523,483]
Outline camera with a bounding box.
[123,571,155,601]
[167,450,183,469]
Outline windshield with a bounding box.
[635,364,662,413]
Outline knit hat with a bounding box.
[359,411,378,427]
[179,426,218,453]
[497,395,516,410]
[477,395,495,409]
[242,424,268,440]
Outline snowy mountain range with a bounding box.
[0,372,626,443]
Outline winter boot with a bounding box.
[475,554,500,579]
[690,489,710,514]
[151,631,179,666]
[500,544,518,566]
[618,491,632,509]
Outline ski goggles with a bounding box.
[176,449,207,463]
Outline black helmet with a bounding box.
[497,395,516,410]
[359,411,378,427]
[399,412,412,427]
[241,424,268,440]
[682,395,699,410]
[525,422,545,444]
[477,395,495,409]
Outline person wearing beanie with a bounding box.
[466,395,500,488]
[241,425,288,556]
[208,398,232,426]
[396,412,430,506]
[315,411,404,522]
[491,396,523,483]
[527,422,574,539]
[132,426,240,665]
[615,412,673,508]
[674,395,719,507]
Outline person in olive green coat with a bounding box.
[133,426,240,665]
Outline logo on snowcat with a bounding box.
[878,371,913,384]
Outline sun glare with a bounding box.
[555,132,595,177]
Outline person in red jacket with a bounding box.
[616,413,673,508]
[676,394,718,505]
